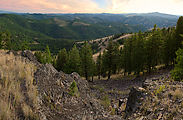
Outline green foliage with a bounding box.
[56,48,68,72]
[145,25,162,72]
[171,48,183,81]
[161,27,176,66]
[131,32,145,74]
[154,85,166,96]
[0,30,30,50]
[35,51,45,63]
[0,31,11,49]
[69,81,79,97]
[122,37,133,74]
[45,45,52,64]
[102,40,120,79]
[96,53,102,79]
[80,42,94,80]
[0,14,148,53]
[34,45,52,64]
[175,16,183,49]
[101,95,111,109]
[68,45,81,74]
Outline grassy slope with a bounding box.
[0,50,39,119]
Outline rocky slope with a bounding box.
[1,50,183,120]
[125,71,183,119]
[23,51,122,120]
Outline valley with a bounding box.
[0,11,183,120]
[0,12,179,53]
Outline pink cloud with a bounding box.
[0,0,104,13]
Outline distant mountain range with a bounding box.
[0,11,180,53]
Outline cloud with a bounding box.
[0,0,103,13]
[0,0,183,15]
[103,0,183,15]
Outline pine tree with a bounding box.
[161,27,176,66]
[68,45,81,74]
[101,50,107,77]
[45,45,52,64]
[21,41,30,51]
[103,40,120,79]
[56,48,68,72]
[34,45,52,64]
[119,48,124,74]
[171,48,183,81]
[131,32,145,75]
[80,42,94,81]
[145,25,161,73]
[123,37,133,75]
[175,16,183,49]
[0,31,11,49]
[96,53,102,79]
[35,51,45,64]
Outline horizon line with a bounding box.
[0,10,182,16]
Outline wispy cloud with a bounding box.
[0,0,103,13]
[0,0,183,15]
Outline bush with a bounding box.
[101,95,110,109]
[69,81,79,97]
[171,48,183,81]
[154,85,166,96]
[171,68,183,81]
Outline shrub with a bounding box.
[69,81,79,97]
[171,48,183,81]
[101,95,111,109]
[154,85,166,96]
[171,68,183,81]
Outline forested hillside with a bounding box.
[32,16,183,82]
[0,12,179,53]
[0,11,183,119]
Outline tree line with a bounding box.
[35,16,183,81]
[0,30,30,50]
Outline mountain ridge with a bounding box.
[0,12,179,53]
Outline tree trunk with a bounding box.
[108,71,111,80]
[85,71,88,81]
[92,76,94,82]
[98,75,100,80]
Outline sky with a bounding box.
[0,0,183,15]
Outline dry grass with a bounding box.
[0,51,38,119]
[171,89,183,100]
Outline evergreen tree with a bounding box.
[80,42,94,81]
[34,45,52,64]
[68,45,81,74]
[56,48,68,72]
[96,53,102,79]
[35,51,45,64]
[123,37,133,75]
[45,45,52,64]
[21,41,30,51]
[171,48,183,81]
[0,31,11,49]
[131,32,145,75]
[175,16,183,49]
[119,48,124,74]
[103,40,120,79]
[145,25,161,73]
[161,27,176,66]
[101,50,108,77]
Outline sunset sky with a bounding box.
[0,0,183,15]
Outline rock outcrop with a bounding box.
[22,51,122,120]
[125,72,183,120]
